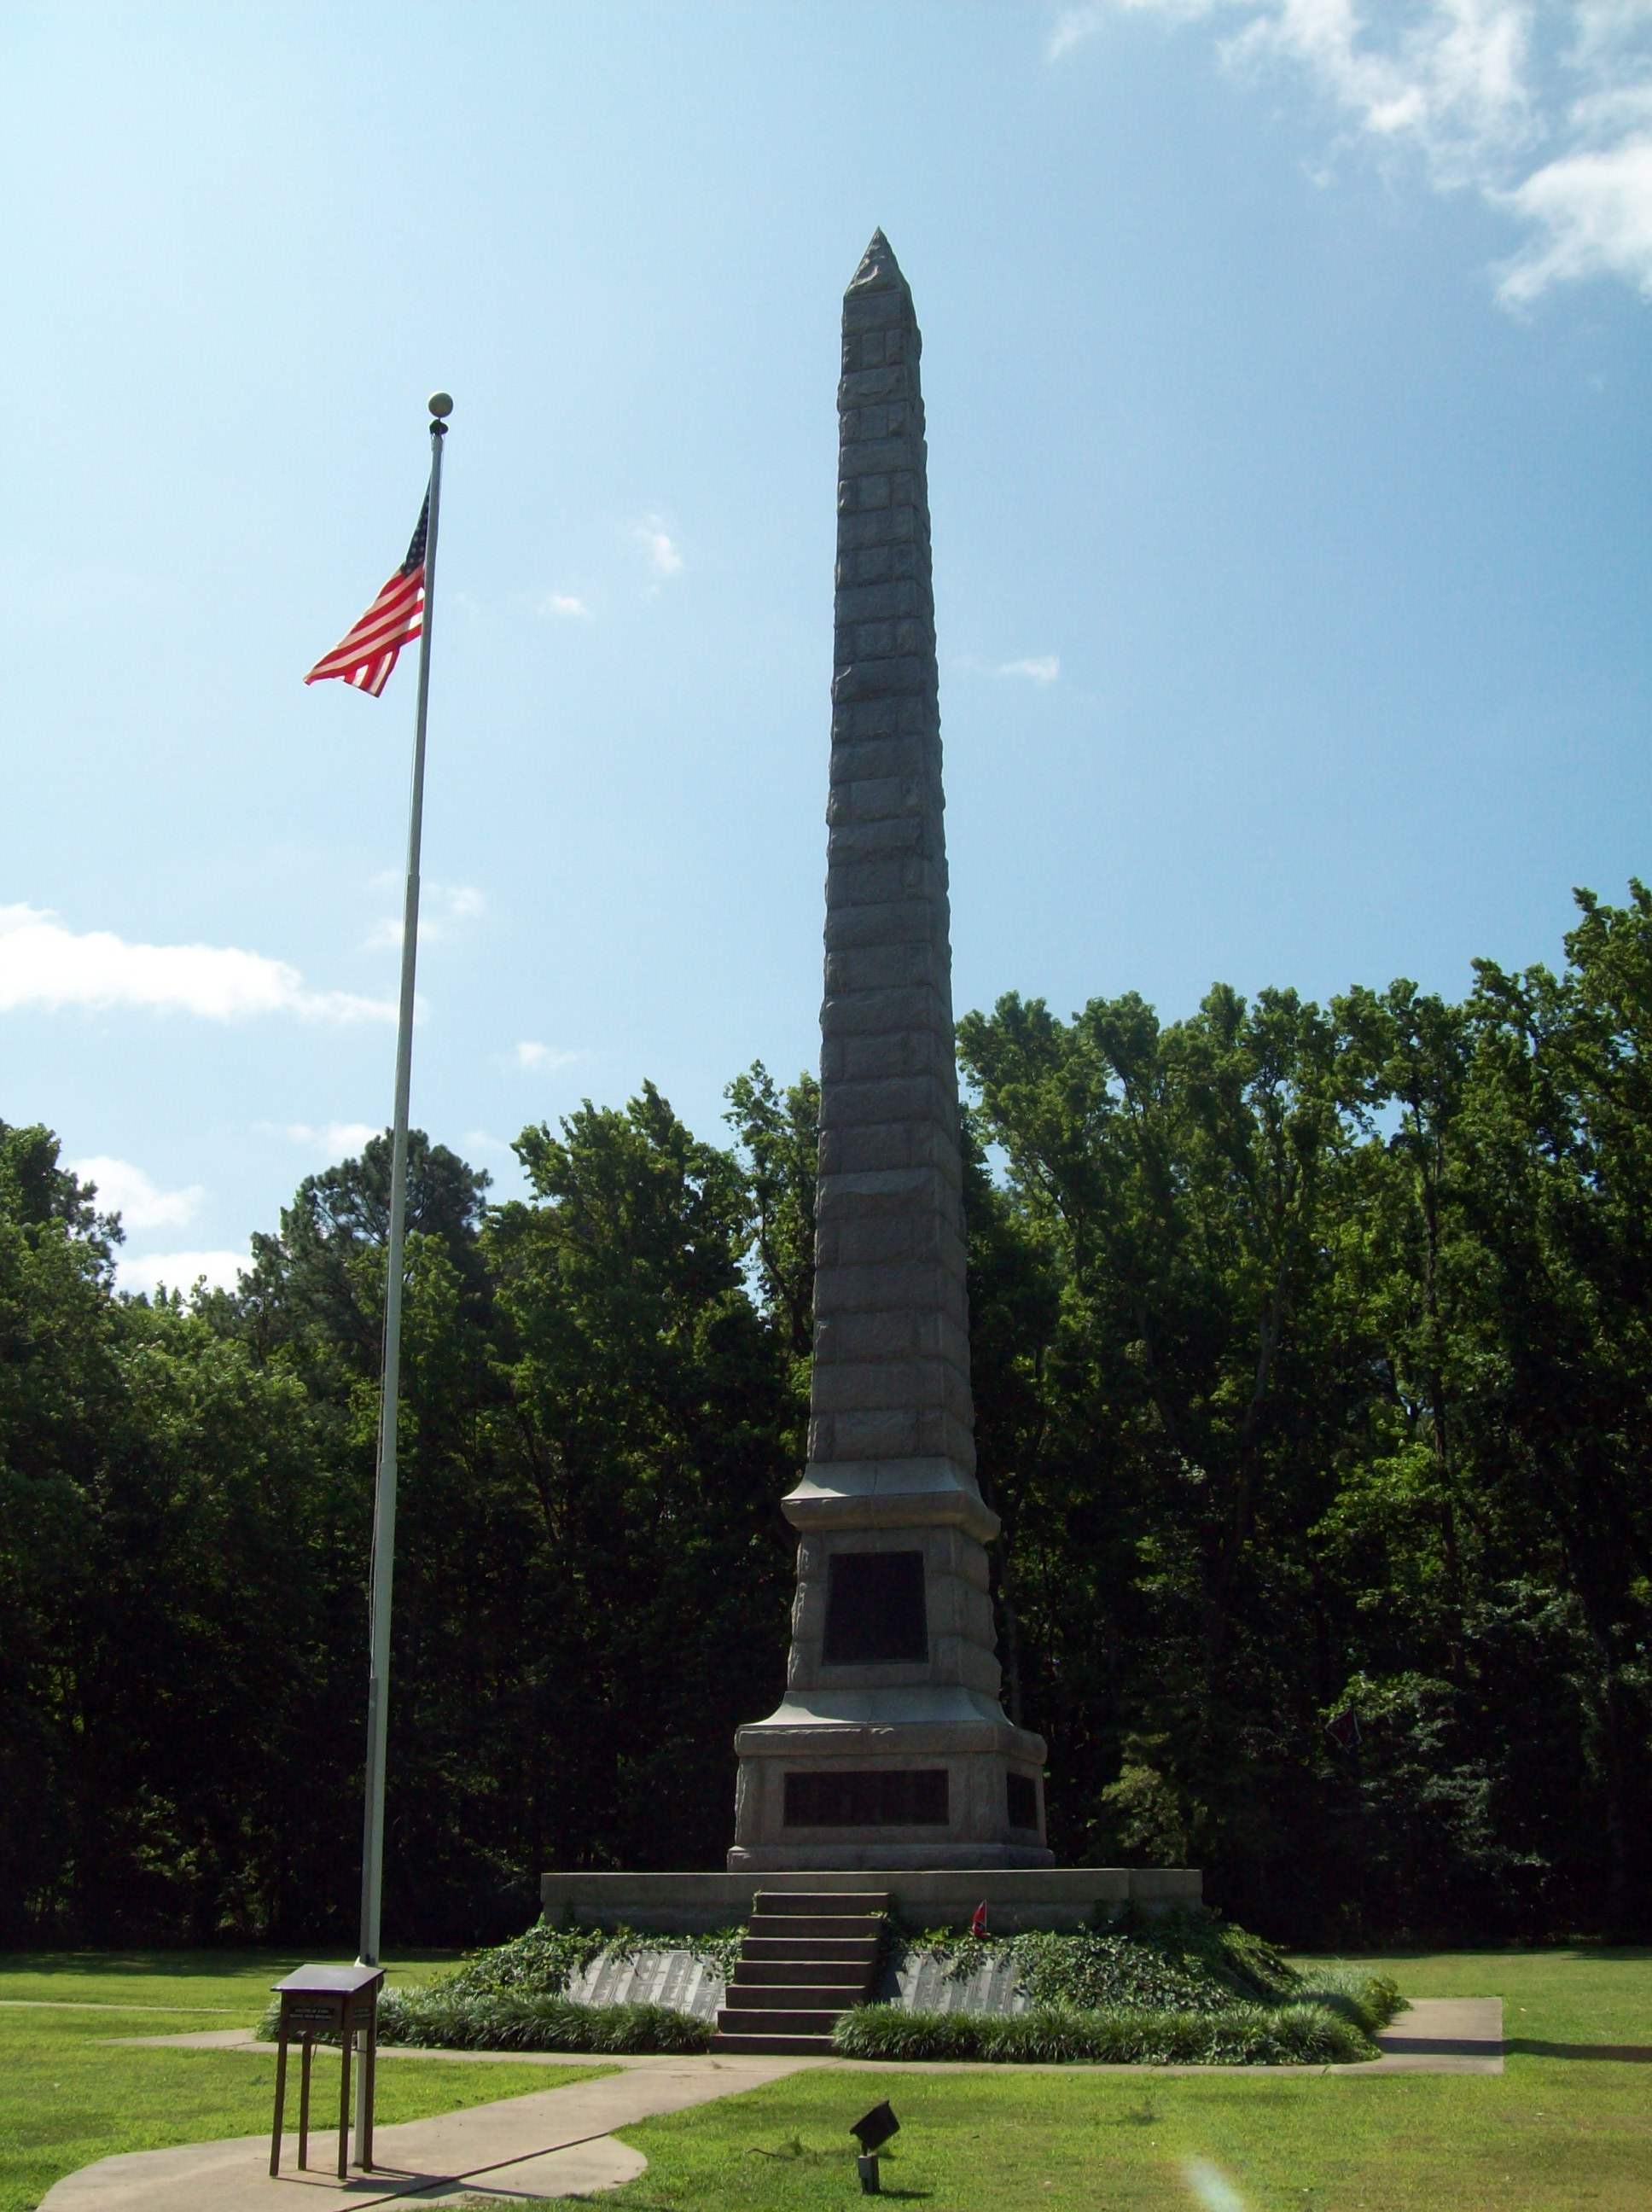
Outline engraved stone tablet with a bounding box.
[822,1551,928,1665]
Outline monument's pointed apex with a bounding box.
[847,228,907,294]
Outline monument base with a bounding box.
[730,1688,1054,1868]
[540,1866,1201,1934]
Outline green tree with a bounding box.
[484,1083,799,1873]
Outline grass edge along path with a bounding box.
[596,1950,1652,2212]
[0,1953,615,2212]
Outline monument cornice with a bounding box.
[782,1461,1000,1544]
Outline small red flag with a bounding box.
[970,1901,988,1938]
[305,495,428,698]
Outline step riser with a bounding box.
[710,2032,838,2054]
[716,2008,845,2036]
[725,1986,867,2010]
[747,1916,882,1941]
[753,1892,892,1913]
[740,1936,880,1964]
[731,1965,870,1989]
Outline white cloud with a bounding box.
[511,1039,583,1072]
[995,655,1062,684]
[0,905,393,1024]
[69,1155,204,1231]
[1050,2,1652,302]
[1497,87,1652,299]
[270,1121,381,1157]
[1049,5,1102,60]
[635,515,684,578]
[1048,0,1199,61]
[540,591,594,620]
[1221,0,1538,185]
[119,1249,247,1297]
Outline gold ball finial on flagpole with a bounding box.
[428,392,454,420]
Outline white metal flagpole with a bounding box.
[358,391,451,1982]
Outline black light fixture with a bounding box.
[851,2102,900,2194]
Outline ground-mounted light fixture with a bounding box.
[851,2101,900,2194]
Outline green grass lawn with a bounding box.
[0,1951,614,2212]
[602,1949,1652,2212]
[6,1947,1649,2212]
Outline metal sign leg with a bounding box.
[298,2033,313,2168]
[338,2029,353,2180]
[358,2014,377,2169]
[269,2033,288,2178]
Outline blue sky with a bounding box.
[3,1,1649,1291]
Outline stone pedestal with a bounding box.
[730,232,1050,1873]
[544,1867,1201,1934]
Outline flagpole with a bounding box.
[358,392,451,1984]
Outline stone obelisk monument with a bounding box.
[730,233,1052,1871]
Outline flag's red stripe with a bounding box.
[305,566,425,689]
[307,587,422,672]
[310,602,422,674]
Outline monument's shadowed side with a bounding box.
[729,231,1052,1872]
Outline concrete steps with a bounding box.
[711,1889,890,2055]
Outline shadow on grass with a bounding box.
[1507,2039,1652,2063]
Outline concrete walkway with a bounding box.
[108,1994,1506,2077]
[44,1998,1503,2209]
[39,2054,816,2211]
[1353,1996,1504,2074]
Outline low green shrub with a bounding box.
[256,1989,713,2053]
[377,1988,713,2052]
[1127,1906,1301,2003]
[833,2000,1376,2066]
[1010,1930,1241,2015]
[896,1909,1399,2040]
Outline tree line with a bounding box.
[4,886,1651,1948]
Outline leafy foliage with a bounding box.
[438,1918,742,1999]
[834,2000,1375,2065]
[7,882,1652,1945]
[897,1912,1396,2030]
[256,1990,713,2053]
[373,1989,713,2052]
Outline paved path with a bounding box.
[1355,1996,1504,2074]
[45,1998,1504,2209]
[39,2054,815,2210]
[109,1995,1506,2077]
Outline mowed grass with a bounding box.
[0,1951,614,2212]
[5,1947,1650,2212]
[603,1950,1652,2212]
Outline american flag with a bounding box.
[305,495,429,697]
